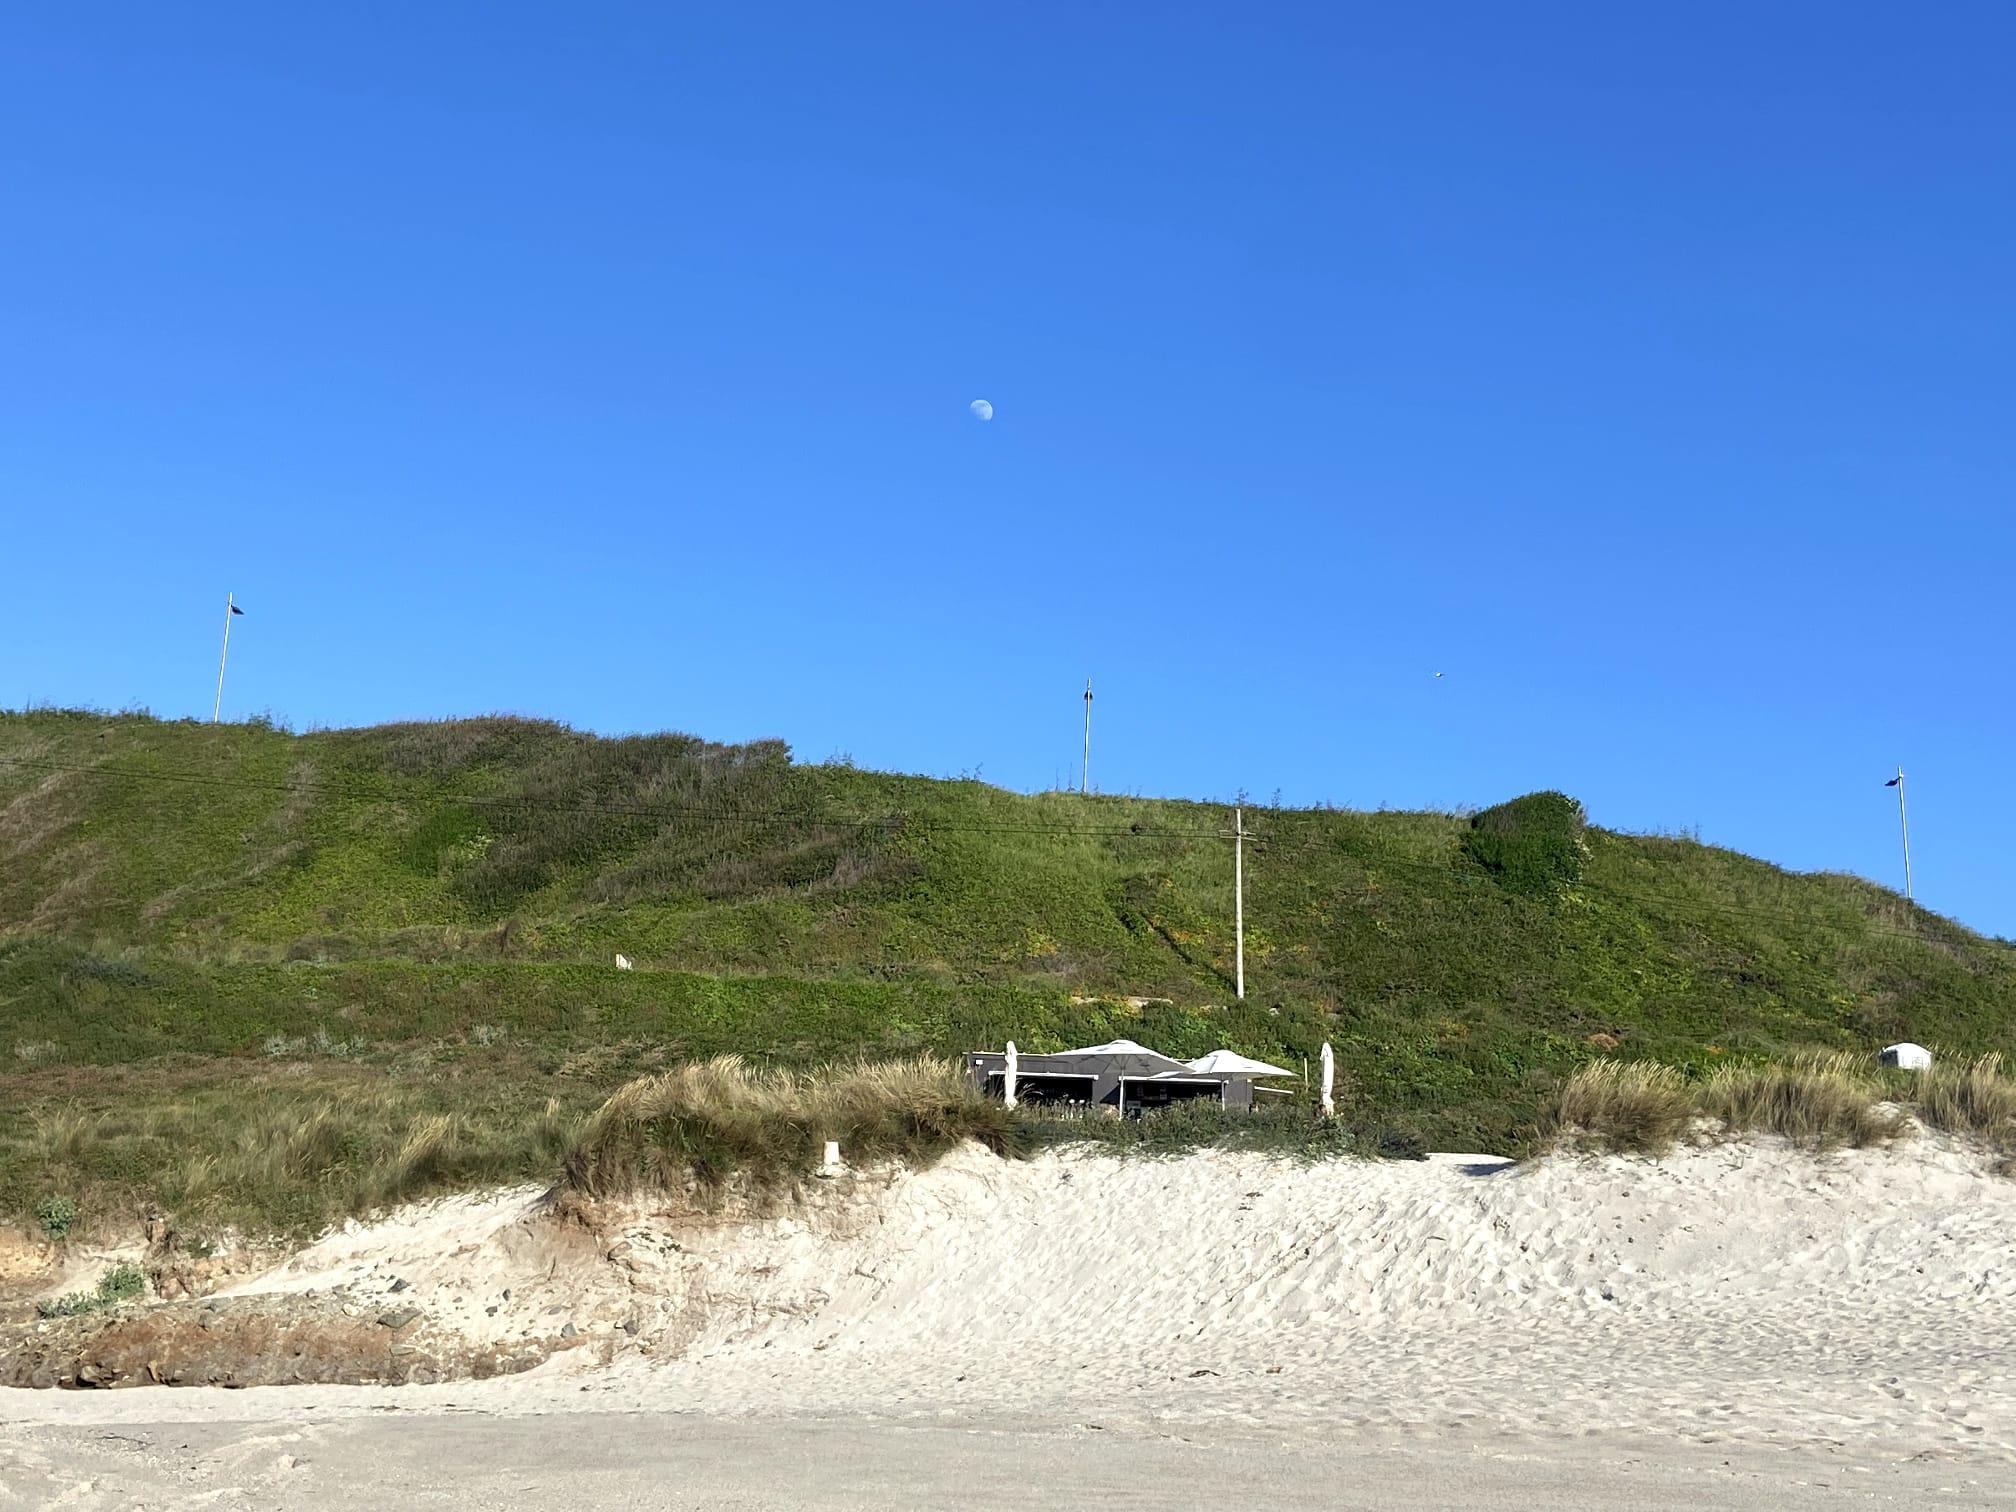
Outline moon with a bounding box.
[969,399,994,421]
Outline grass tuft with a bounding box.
[1696,1053,1905,1148]
[0,1073,593,1240]
[564,1055,1018,1199]
[1553,1060,1693,1152]
[1916,1054,2016,1148]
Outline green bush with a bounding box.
[34,1194,75,1241]
[36,1261,144,1319]
[1461,791,1587,894]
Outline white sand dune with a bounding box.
[574,1134,2016,1458]
[5,1133,2014,1505]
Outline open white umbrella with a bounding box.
[1185,1050,1295,1078]
[1319,1041,1336,1117]
[1003,1040,1019,1109]
[1052,1039,1195,1076]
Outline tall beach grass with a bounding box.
[1553,1051,2016,1155]
[0,1073,581,1240]
[1552,1060,1694,1152]
[563,1055,1018,1199]
[1915,1053,2016,1147]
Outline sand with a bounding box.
[4,1133,2014,1506]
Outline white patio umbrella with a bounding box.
[1052,1039,1192,1118]
[1319,1041,1336,1118]
[1052,1038,1194,1075]
[1185,1050,1295,1078]
[1003,1040,1019,1109]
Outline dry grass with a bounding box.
[1915,1054,2016,1147]
[1553,1051,2016,1157]
[564,1055,1018,1199]
[1696,1053,1905,1149]
[1,1078,581,1239]
[1552,1060,1694,1153]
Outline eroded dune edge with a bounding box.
[3,1135,2012,1461]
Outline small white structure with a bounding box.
[820,1140,843,1174]
[1880,1042,1933,1071]
[614,954,633,971]
[1319,1041,1336,1117]
[1003,1041,1019,1110]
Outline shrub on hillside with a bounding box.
[1460,791,1587,895]
[36,1262,144,1319]
[33,1194,75,1241]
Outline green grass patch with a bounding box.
[37,1261,145,1319]
[2,709,2014,1231]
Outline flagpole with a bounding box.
[1080,680,1093,796]
[212,593,235,723]
[1233,806,1245,1001]
[1896,765,1912,901]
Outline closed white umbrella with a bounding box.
[1003,1041,1019,1109]
[1319,1042,1336,1118]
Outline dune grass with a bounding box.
[563,1055,1019,1199]
[1552,1060,1694,1152]
[15,1048,2016,1249]
[563,1060,1446,1200]
[1551,1052,2016,1155]
[1696,1053,1906,1148]
[0,1069,586,1241]
[1915,1054,2016,1148]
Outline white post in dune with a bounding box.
[1003,1041,1019,1110]
[822,1140,842,1174]
[1319,1041,1335,1118]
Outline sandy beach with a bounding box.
[5,1135,2014,1506]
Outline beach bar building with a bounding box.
[965,1039,1293,1116]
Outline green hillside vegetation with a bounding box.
[1,709,2010,1237]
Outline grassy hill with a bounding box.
[2,709,2011,1235]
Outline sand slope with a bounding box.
[5,1133,2013,1472]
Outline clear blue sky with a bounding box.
[5,5,2011,933]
